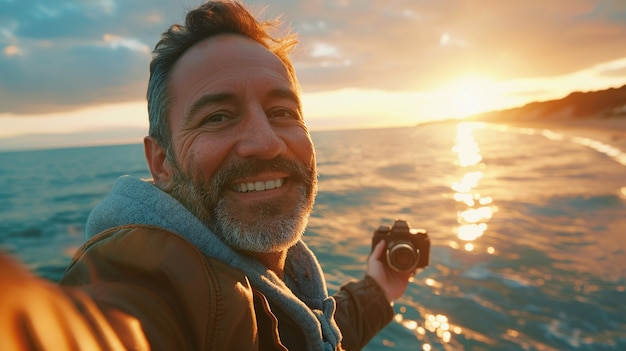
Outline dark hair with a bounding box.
[147,0,298,154]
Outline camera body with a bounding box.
[371,219,430,272]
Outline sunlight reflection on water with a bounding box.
[452,122,498,249]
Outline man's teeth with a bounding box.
[236,178,284,193]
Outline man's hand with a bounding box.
[366,240,413,303]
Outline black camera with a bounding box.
[371,219,430,272]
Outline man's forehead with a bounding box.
[172,34,292,81]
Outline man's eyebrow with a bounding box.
[268,88,302,112]
[185,92,236,122]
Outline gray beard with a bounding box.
[168,155,316,253]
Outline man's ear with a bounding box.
[144,136,174,191]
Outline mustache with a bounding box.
[212,156,315,190]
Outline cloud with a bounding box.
[591,57,626,78]
[0,0,187,114]
[289,0,626,92]
[102,34,150,52]
[0,38,150,113]
[3,44,21,56]
[1,0,626,116]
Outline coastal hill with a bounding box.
[471,84,626,122]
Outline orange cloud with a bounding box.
[3,45,22,56]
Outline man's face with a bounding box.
[165,34,317,253]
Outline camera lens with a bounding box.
[387,243,418,272]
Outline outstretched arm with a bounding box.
[0,252,129,350]
[1,227,262,351]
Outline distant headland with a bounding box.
[471,84,626,122]
[461,84,626,153]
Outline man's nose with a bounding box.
[236,110,287,159]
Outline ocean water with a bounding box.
[1,121,625,350]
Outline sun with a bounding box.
[439,75,499,118]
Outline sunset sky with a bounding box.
[2,0,626,150]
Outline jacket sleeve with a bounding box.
[1,226,261,351]
[0,251,128,350]
[332,275,395,351]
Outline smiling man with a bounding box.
[0,1,414,350]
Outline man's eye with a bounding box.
[203,114,230,125]
[268,108,300,120]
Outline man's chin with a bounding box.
[207,183,313,252]
[209,210,307,253]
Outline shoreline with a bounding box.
[480,116,626,154]
[475,116,626,199]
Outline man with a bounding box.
[0,1,413,350]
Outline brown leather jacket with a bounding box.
[0,225,393,350]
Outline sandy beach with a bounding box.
[491,116,626,154]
